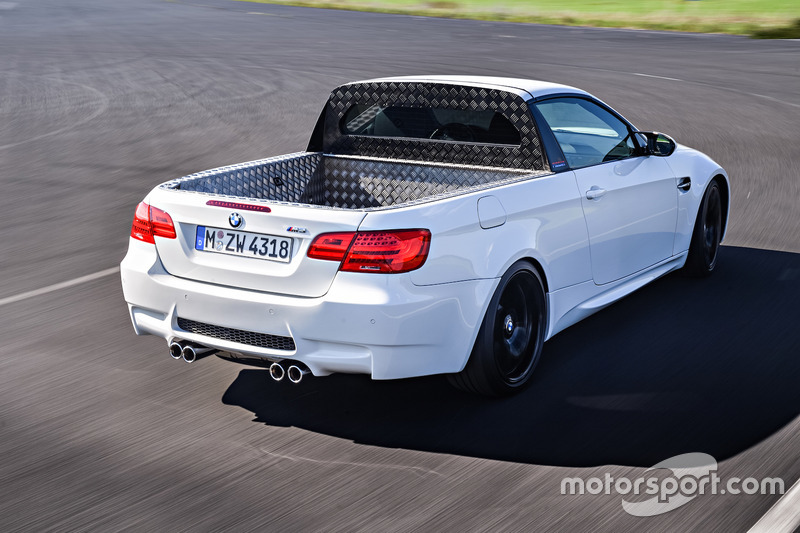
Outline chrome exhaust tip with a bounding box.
[182,345,198,363]
[269,362,285,382]
[181,344,217,363]
[287,365,309,384]
[169,341,184,360]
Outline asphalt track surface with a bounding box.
[1,1,799,531]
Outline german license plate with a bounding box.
[195,226,293,263]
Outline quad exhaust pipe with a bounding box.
[268,361,311,384]
[169,341,310,379]
[168,340,217,363]
[181,343,217,363]
[287,365,309,384]
[269,362,285,382]
[169,341,183,360]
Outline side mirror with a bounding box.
[635,131,676,157]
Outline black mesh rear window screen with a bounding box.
[342,105,521,145]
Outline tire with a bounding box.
[448,261,547,396]
[683,180,723,277]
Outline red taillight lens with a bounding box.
[131,202,154,243]
[342,230,431,273]
[149,205,176,239]
[306,232,356,261]
[130,202,176,243]
[307,229,431,273]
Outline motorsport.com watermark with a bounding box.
[561,453,785,517]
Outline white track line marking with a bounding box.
[747,477,800,533]
[627,69,800,109]
[0,267,119,307]
[632,72,684,82]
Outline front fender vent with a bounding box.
[177,317,296,352]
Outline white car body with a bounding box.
[121,76,729,385]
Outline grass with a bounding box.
[751,18,800,38]
[237,0,800,37]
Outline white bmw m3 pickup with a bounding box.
[121,76,729,396]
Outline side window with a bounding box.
[535,98,637,169]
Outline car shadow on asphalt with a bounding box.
[221,245,800,467]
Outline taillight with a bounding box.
[131,202,154,243]
[307,229,430,273]
[130,202,176,243]
[306,232,356,261]
[149,205,177,239]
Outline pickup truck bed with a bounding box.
[164,152,550,210]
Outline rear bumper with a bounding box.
[120,239,496,379]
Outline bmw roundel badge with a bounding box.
[229,212,244,229]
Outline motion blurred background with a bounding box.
[0,0,798,531]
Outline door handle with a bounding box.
[586,187,607,200]
[677,177,691,192]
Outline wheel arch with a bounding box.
[517,255,550,294]
[711,174,730,241]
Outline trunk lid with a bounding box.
[149,189,366,298]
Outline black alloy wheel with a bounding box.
[448,261,546,396]
[684,180,723,277]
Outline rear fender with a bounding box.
[358,173,591,291]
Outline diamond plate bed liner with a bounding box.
[163,152,551,210]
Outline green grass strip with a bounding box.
[236,0,800,37]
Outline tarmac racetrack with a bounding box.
[0,1,798,531]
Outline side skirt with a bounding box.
[546,252,688,340]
